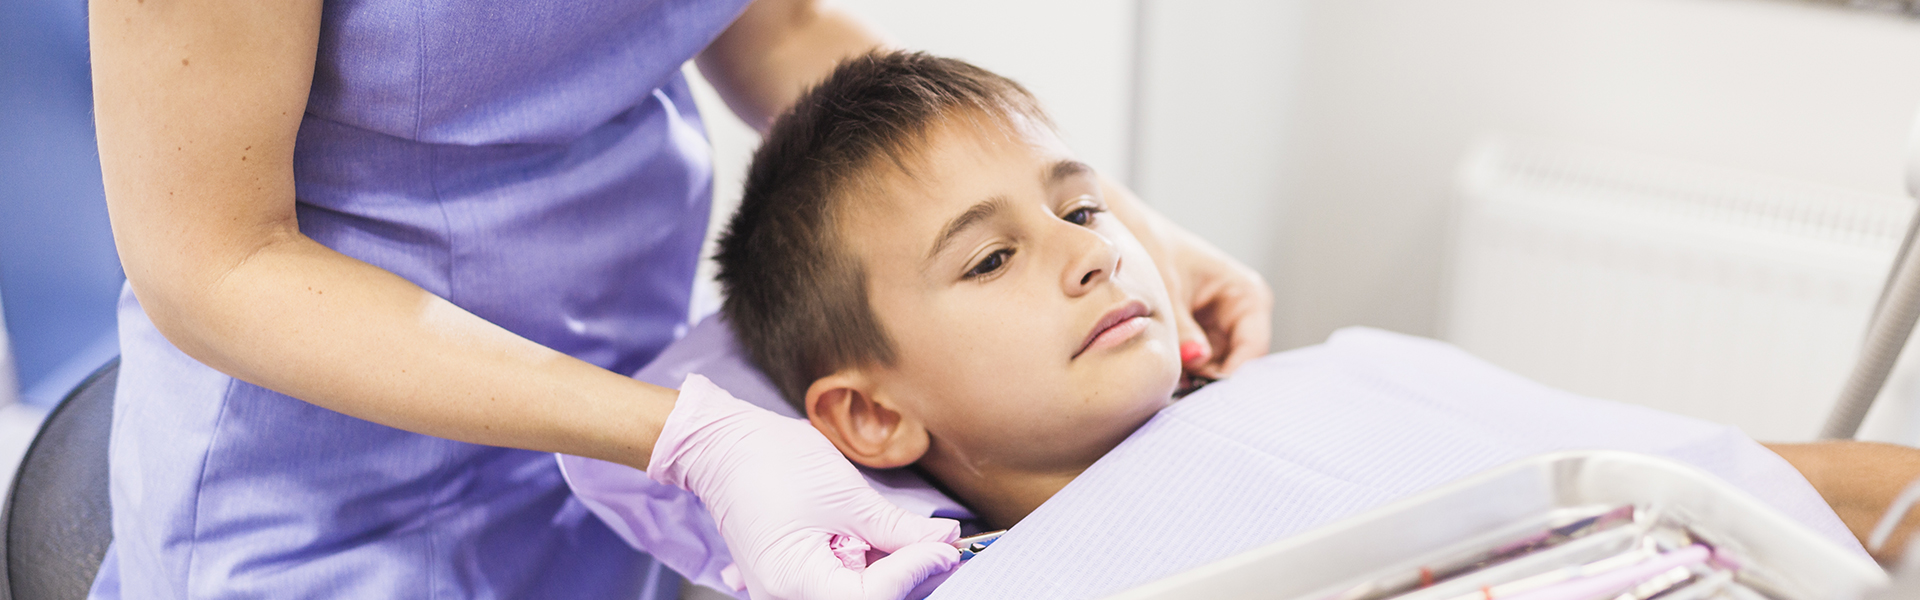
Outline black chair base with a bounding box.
[0,359,118,600]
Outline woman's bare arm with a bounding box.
[89,0,674,468]
[696,0,890,132]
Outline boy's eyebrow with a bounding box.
[927,196,1011,262]
[1048,160,1094,185]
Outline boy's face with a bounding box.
[837,113,1182,474]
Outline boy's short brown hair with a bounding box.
[714,50,1049,407]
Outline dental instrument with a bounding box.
[956,530,1005,561]
[1495,545,1708,600]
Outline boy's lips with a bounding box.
[1074,300,1152,359]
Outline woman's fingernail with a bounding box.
[1180,341,1206,363]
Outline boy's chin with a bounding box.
[1079,333,1180,370]
[1084,372,1182,420]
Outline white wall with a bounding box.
[1274,0,1920,350]
[1131,0,1305,277]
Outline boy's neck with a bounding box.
[919,453,1087,530]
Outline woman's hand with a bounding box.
[650,375,961,600]
[1099,178,1274,379]
[1159,226,1274,379]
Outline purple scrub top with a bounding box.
[91,0,752,597]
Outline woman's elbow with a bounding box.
[117,231,300,370]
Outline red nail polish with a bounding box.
[1180,341,1205,363]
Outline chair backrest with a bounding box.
[0,359,117,600]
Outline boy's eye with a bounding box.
[1063,206,1104,226]
[965,249,1013,279]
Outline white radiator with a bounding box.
[1441,137,1914,441]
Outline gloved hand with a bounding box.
[649,374,962,600]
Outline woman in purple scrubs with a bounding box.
[85,0,1274,597]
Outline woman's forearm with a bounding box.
[161,234,677,468]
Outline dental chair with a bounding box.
[0,359,117,600]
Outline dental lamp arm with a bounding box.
[1822,108,1920,440]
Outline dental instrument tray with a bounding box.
[1101,450,1887,600]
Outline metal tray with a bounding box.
[1102,450,1887,600]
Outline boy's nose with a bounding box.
[1064,231,1121,296]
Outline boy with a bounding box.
[714,50,1183,531]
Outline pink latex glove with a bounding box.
[649,374,962,600]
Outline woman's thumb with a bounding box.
[856,542,962,600]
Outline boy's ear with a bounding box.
[804,370,929,470]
